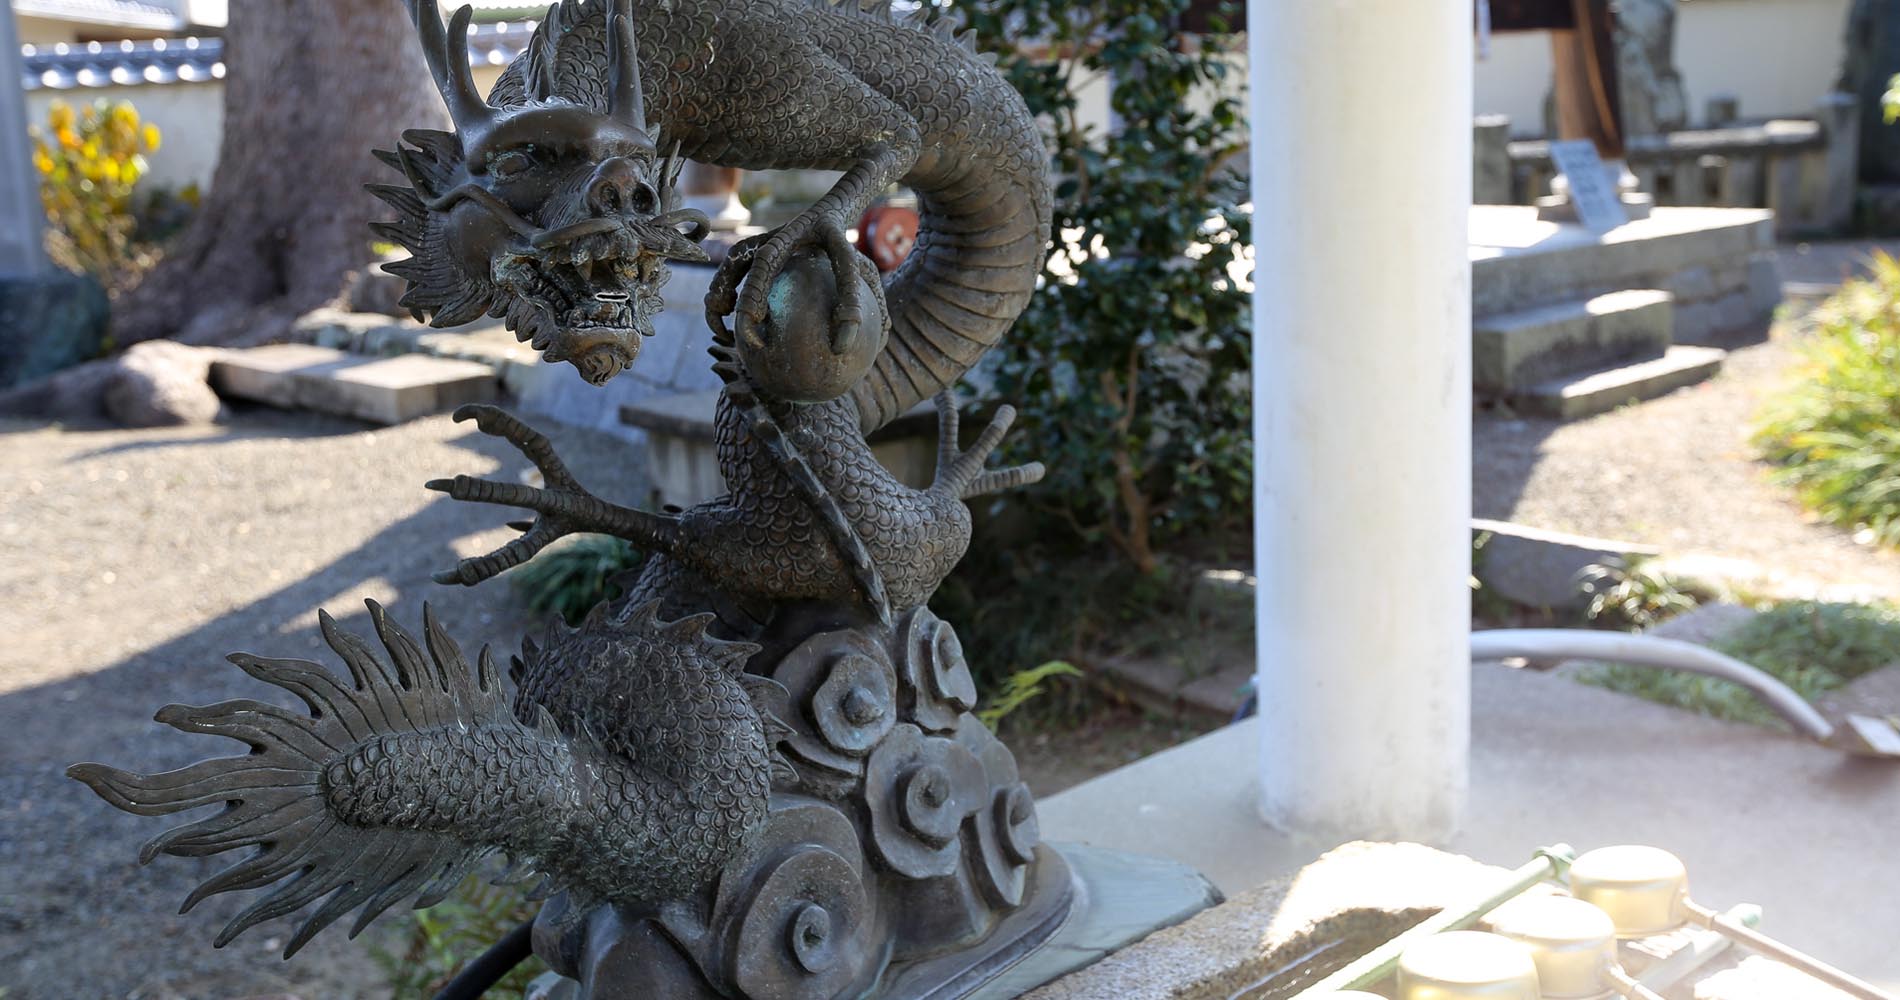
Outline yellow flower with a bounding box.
[47,101,74,132]
[108,102,138,130]
[57,127,79,150]
[141,123,161,152]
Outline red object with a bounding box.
[857,201,919,273]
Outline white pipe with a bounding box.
[1469,629,1835,742]
[1250,0,1473,841]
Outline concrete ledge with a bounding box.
[1034,662,1900,990]
[210,343,498,425]
[1471,207,1779,337]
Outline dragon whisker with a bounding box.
[423,184,542,239]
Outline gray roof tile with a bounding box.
[19,22,538,92]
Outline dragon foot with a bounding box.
[929,391,1046,500]
[428,404,680,586]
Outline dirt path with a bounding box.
[1476,244,1900,600]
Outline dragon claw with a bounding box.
[929,393,1046,500]
[430,406,683,586]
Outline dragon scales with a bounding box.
[69,1,1073,997]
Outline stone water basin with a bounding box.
[1026,842,1864,1000]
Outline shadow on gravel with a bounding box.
[0,414,640,1000]
[1472,406,1561,529]
[66,402,389,463]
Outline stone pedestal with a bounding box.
[0,270,109,390]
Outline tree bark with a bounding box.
[112,0,446,347]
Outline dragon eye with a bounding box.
[489,148,534,178]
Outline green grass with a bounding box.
[373,876,545,998]
[1754,252,1900,546]
[1581,600,1900,726]
[1575,554,1722,631]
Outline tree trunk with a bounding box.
[113,0,446,347]
[1841,0,1900,184]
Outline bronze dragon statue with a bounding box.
[71,1,1069,997]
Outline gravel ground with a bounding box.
[0,405,651,1000]
[1475,243,1900,600]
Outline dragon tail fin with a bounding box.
[69,601,580,957]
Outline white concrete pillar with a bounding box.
[1250,0,1472,842]
[0,1,48,275]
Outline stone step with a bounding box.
[1474,288,1674,394]
[1515,344,1726,420]
[210,343,498,425]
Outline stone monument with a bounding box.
[0,0,108,390]
[68,1,1214,997]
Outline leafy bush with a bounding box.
[1754,252,1900,545]
[510,535,644,626]
[1584,600,1900,726]
[374,876,545,997]
[938,0,1253,574]
[1575,554,1721,631]
[30,98,162,282]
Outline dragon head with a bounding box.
[374,0,709,385]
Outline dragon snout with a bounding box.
[586,157,659,217]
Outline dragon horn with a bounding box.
[403,0,493,130]
[607,0,647,130]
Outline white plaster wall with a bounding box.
[1672,0,1850,119]
[1473,31,1553,137]
[1475,0,1852,136]
[24,82,221,191]
[16,16,79,45]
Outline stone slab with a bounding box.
[1515,344,1725,420]
[1471,206,1776,317]
[1472,518,1663,612]
[1474,288,1674,393]
[209,343,498,425]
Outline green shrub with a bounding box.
[30,98,161,282]
[510,535,644,626]
[933,0,1252,574]
[1754,252,1900,545]
[1583,600,1900,726]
